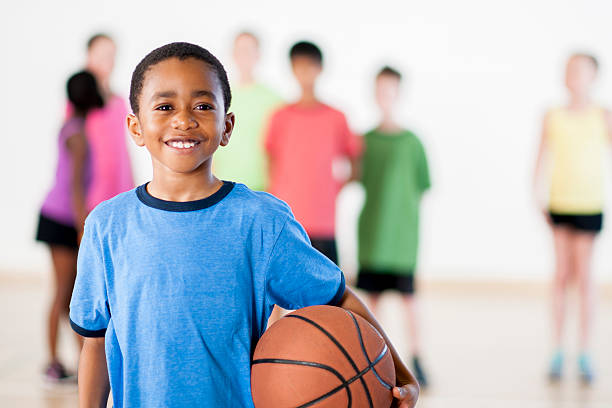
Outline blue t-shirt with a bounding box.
[69,182,345,407]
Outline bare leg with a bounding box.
[48,245,78,363]
[403,292,428,386]
[367,293,380,317]
[551,226,572,350]
[572,231,596,352]
[402,294,420,355]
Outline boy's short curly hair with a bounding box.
[129,42,232,115]
[289,41,323,65]
[377,66,402,80]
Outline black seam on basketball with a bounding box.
[253,358,352,407]
[300,349,387,408]
[346,310,394,390]
[252,349,388,408]
[286,314,374,407]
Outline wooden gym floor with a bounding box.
[1,274,610,407]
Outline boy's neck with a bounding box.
[72,109,87,119]
[296,88,319,107]
[147,164,222,202]
[378,114,401,133]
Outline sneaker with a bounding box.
[578,353,594,384]
[412,356,428,388]
[548,351,563,381]
[44,361,74,383]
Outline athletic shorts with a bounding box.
[36,213,78,249]
[356,269,415,295]
[309,237,338,266]
[549,212,603,233]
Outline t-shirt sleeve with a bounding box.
[338,113,362,158]
[265,215,346,310]
[69,220,111,337]
[416,140,431,192]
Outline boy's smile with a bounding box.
[127,57,234,177]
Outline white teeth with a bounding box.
[169,141,196,149]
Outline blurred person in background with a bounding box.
[356,66,431,387]
[36,71,104,382]
[214,31,282,191]
[264,41,361,325]
[533,53,612,383]
[265,40,361,264]
[70,33,134,210]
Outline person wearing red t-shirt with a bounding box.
[265,41,361,265]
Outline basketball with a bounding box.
[251,305,395,408]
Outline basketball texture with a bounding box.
[251,305,395,408]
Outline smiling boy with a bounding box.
[69,42,418,407]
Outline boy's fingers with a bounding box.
[392,385,418,408]
[392,386,406,399]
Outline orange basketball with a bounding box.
[251,305,395,408]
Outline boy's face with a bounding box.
[565,56,596,96]
[291,56,322,89]
[233,34,259,75]
[127,57,234,176]
[375,74,400,113]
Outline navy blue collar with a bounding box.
[136,181,235,212]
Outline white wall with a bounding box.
[2,0,612,281]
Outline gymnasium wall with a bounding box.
[2,0,612,281]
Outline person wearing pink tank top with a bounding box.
[82,93,134,209]
[67,34,134,210]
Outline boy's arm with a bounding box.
[348,155,361,183]
[78,337,110,408]
[338,287,419,408]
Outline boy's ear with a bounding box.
[127,114,145,147]
[219,112,235,147]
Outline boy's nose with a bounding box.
[171,111,198,130]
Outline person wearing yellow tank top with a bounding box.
[534,53,612,384]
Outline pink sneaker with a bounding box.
[44,361,75,383]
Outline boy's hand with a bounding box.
[392,383,419,408]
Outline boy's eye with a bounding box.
[155,105,172,111]
[195,104,213,111]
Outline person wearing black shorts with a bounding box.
[36,70,104,382]
[355,66,432,388]
[533,53,611,384]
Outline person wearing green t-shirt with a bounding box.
[214,31,282,191]
[357,66,431,387]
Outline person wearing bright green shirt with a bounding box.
[357,66,431,388]
[214,32,282,191]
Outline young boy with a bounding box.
[69,42,418,407]
[533,53,612,383]
[356,66,431,387]
[214,31,282,191]
[265,41,361,265]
